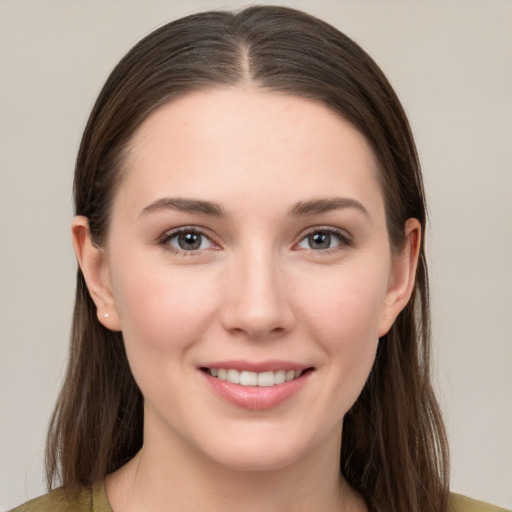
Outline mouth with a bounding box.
[201,367,310,387]
[199,361,314,409]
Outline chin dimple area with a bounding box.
[201,367,312,387]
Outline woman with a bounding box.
[11,6,506,512]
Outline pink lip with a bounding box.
[199,361,313,411]
[201,359,308,372]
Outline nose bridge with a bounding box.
[221,241,294,338]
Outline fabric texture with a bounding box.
[10,482,509,512]
[9,482,110,512]
[449,493,509,512]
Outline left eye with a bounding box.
[166,230,214,251]
[296,230,345,251]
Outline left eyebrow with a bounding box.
[289,197,370,218]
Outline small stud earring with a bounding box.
[104,313,110,318]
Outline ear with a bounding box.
[378,218,421,337]
[71,216,121,331]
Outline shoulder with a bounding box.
[10,482,110,512]
[449,493,509,512]
[9,487,92,512]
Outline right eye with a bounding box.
[162,228,216,253]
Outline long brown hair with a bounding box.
[46,6,449,512]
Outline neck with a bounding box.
[105,418,366,512]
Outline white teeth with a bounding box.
[226,369,240,384]
[257,371,274,387]
[208,368,304,386]
[240,371,258,386]
[274,370,286,385]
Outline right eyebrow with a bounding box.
[138,197,227,218]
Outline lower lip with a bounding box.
[202,371,311,410]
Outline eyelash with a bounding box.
[158,226,353,256]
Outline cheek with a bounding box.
[296,259,389,399]
[110,259,219,355]
[109,261,223,411]
[312,280,381,375]
[300,258,390,342]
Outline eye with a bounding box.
[296,228,351,252]
[163,228,215,252]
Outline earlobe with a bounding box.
[378,218,421,337]
[71,216,121,331]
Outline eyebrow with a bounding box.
[139,198,227,217]
[139,196,369,219]
[289,197,370,217]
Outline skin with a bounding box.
[73,88,420,512]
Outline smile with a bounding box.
[206,368,303,387]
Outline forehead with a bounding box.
[116,88,383,217]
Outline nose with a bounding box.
[220,247,296,340]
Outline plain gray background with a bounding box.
[1,0,511,510]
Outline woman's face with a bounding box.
[80,88,417,471]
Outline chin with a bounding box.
[196,422,334,474]
[209,446,306,473]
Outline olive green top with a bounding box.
[10,482,509,512]
[9,482,109,512]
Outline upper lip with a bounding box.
[200,360,311,373]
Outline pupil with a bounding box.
[178,232,201,250]
[309,232,330,249]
